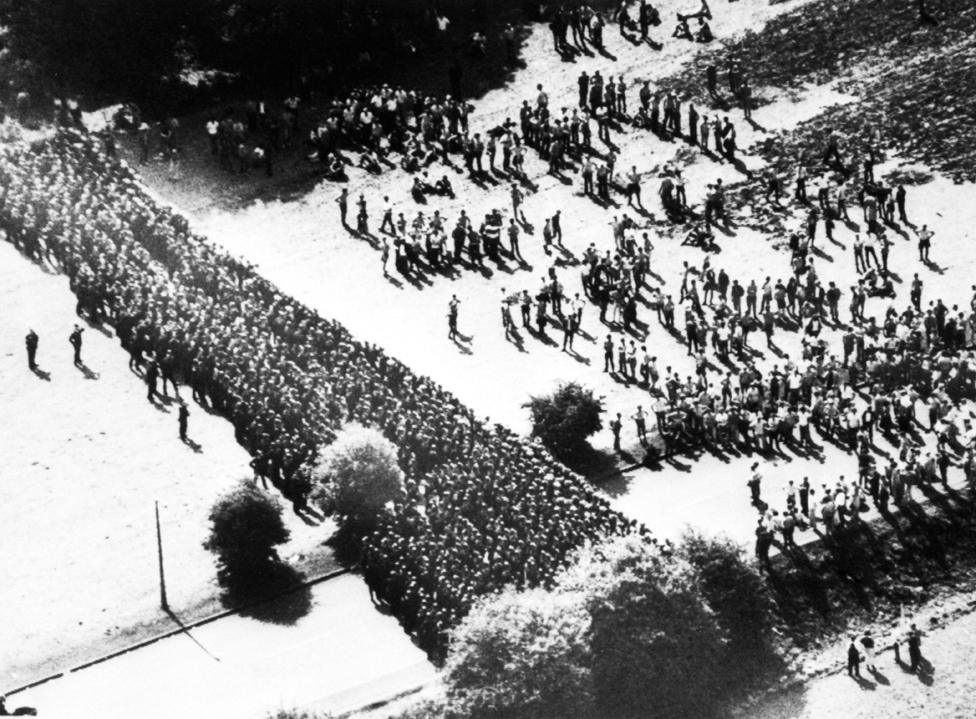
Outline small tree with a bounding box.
[311,423,405,530]
[677,530,782,678]
[524,382,604,461]
[204,478,290,583]
[445,586,595,719]
[562,536,728,719]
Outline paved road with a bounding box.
[14,575,435,719]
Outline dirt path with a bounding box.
[748,604,976,719]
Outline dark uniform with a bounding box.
[26,330,38,369]
[178,404,189,441]
[69,326,83,366]
[145,359,159,401]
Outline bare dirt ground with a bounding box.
[0,241,338,689]
[747,598,976,719]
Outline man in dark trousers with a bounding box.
[145,358,160,401]
[178,402,190,441]
[907,624,923,671]
[755,521,773,572]
[448,295,460,340]
[847,637,861,678]
[748,462,762,506]
[336,188,349,227]
[895,184,908,223]
[69,325,84,366]
[610,412,622,451]
[578,71,589,109]
[26,329,38,370]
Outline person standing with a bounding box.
[448,295,460,340]
[578,71,589,109]
[145,358,159,401]
[562,311,577,351]
[69,325,84,366]
[896,184,908,223]
[520,290,532,327]
[380,196,395,234]
[511,183,526,222]
[25,329,38,370]
[860,633,876,672]
[501,289,515,342]
[508,219,524,262]
[846,637,861,678]
[907,624,923,672]
[603,334,615,373]
[551,210,564,247]
[633,406,649,445]
[748,462,762,506]
[610,412,622,451]
[336,188,349,227]
[799,476,812,517]
[356,194,369,234]
[917,224,933,263]
[178,402,190,442]
[910,274,923,311]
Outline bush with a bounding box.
[523,383,604,461]
[203,478,290,582]
[442,535,733,719]
[566,537,728,719]
[444,587,594,719]
[677,530,782,677]
[311,423,405,529]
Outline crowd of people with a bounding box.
[0,127,642,655]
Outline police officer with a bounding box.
[26,329,38,370]
[178,402,190,441]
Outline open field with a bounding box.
[0,241,337,688]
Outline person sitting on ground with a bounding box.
[434,175,455,198]
[863,268,895,298]
[359,150,382,173]
[412,176,426,202]
[673,14,693,39]
[324,153,345,180]
[682,223,717,251]
[695,17,713,42]
[633,106,652,130]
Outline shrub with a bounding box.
[442,535,733,719]
[523,383,604,461]
[444,587,594,719]
[203,478,290,582]
[311,423,404,530]
[564,536,728,719]
[677,530,782,677]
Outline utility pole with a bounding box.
[155,500,169,611]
